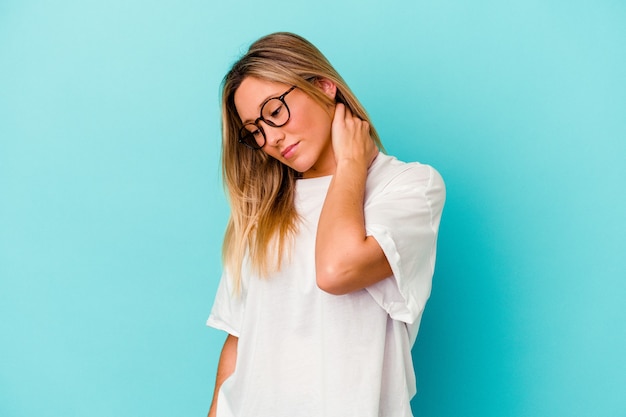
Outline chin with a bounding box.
[282,157,315,175]
[291,164,313,175]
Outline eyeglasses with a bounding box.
[238,86,297,150]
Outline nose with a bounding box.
[261,122,285,147]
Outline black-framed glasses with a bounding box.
[238,86,297,150]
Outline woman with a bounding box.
[207,32,445,417]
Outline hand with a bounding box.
[331,103,378,169]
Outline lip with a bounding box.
[281,142,299,159]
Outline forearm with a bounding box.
[208,334,238,417]
[315,159,391,295]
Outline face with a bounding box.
[234,77,337,178]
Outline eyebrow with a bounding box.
[241,91,282,124]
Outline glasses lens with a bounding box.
[261,98,290,127]
[239,123,265,149]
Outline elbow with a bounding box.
[316,264,352,295]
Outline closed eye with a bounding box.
[269,104,284,118]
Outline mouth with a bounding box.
[281,142,299,158]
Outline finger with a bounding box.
[343,104,353,121]
[334,102,345,121]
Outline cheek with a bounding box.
[288,105,332,141]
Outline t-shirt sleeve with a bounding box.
[206,269,245,337]
[364,164,445,343]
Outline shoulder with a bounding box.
[366,153,445,197]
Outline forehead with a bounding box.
[233,77,291,121]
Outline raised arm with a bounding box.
[207,334,238,417]
[315,104,392,295]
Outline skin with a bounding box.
[234,77,337,178]
[209,77,393,415]
[315,102,394,294]
[207,334,237,417]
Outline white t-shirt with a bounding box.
[207,153,445,417]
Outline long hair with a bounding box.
[221,32,383,290]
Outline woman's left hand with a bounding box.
[331,103,379,169]
[316,103,391,295]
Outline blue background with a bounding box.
[1,1,624,416]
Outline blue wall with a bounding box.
[1,1,624,416]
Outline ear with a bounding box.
[315,78,337,100]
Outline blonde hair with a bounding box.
[221,32,383,290]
